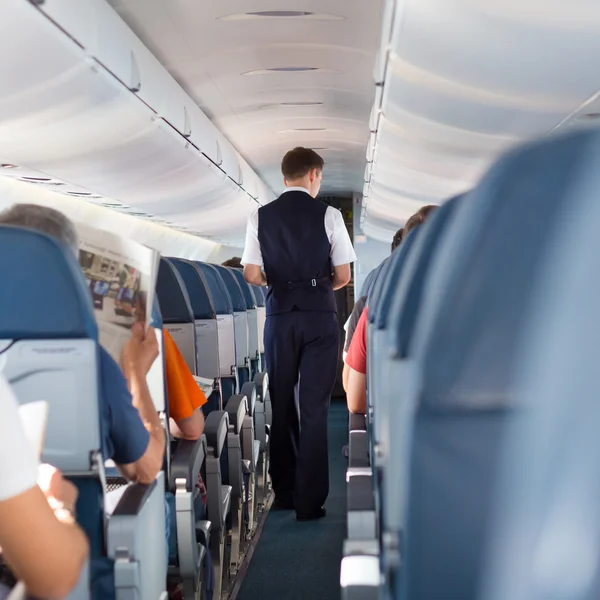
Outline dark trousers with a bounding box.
[264,311,339,515]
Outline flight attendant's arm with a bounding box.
[332,264,351,290]
[243,264,267,287]
[327,207,357,291]
[241,210,267,285]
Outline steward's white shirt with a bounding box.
[241,187,357,267]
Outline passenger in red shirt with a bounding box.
[344,308,368,414]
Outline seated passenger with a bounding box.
[0,374,89,600]
[221,256,242,268]
[164,329,207,441]
[344,205,438,415]
[0,204,165,484]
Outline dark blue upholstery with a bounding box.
[168,258,215,320]
[151,296,163,329]
[398,129,597,600]
[0,226,97,339]
[229,268,256,309]
[389,193,464,359]
[156,258,194,324]
[214,265,246,312]
[369,228,419,330]
[252,285,265,307]
[194,262,232,315]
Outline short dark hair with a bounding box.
[404,204,438,237]
[281,147,324,180]
[222,257,242,268]
[391,227,404,252]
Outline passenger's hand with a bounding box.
[37,464,78,513]
[121,322,159,378]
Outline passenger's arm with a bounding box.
[0,477,88,600]
[342,362,350,392]
[243,264,267,287]
[170,409,205,441]
[332,263,351,290]
[346,368,367,415]
[119,324,165,485]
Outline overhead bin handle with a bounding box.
[183,106,192,138]
[129,50,141,92]
[216,141,223,166]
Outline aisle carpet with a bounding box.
[237,401,348,600]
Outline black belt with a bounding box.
[272,277,331,290]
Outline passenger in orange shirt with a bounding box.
[163,329,207,440]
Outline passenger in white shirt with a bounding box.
[0,375,88,600]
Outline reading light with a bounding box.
[243,67,342,76]
[219,11,344,21]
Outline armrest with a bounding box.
[204,411,229,458]
[254,372,269,403]
[349,413,367,432]
[169,435,207,491]
[347,476,375,512]
[111,479,157,516]
[225,395,248,434]
[240,382,257,416]
[340,554,380,600]
[349,431,370,469]
[108,472,167,600]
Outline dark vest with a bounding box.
[258,190,336,316]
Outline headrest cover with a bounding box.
[214,266,246,312]
[390,193,463,358]
[371,228,419,330]
[0,226,97,339]
[194,263,232,315]
[156,258,194,323]
[419,129,597,412]
[169,258,215,320]
[151,296,163,328]
[230,268,256,309]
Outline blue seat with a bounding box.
[213,265,251,387]
[229,267,262,378]
[0,225,166,600]
[387,130,599,600]
[478,129,600,600]
[194,262,237,402]
[168,258,220,410]
[156,257,198,375]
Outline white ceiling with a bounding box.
[105,0,385,196]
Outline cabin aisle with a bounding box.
[237,401,348,600]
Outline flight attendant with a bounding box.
[242,147,356,520]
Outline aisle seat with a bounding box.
[0,226,166,600]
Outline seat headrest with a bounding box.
[156,258,194,323]
[151,296,163,328]
[369,228,419,329]
[252,285,266,307]
[214,265,246,312]
[194,262,232,315]
[168,258,215,320]
[390,193,464,358]
[0,226,97,339]
[229,268,256,309]
[480,129,600,599]
[418,128,599,412]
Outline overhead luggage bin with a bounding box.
[0,1,269,244]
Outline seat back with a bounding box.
[393,130,596,600]
[214,265,249,371]
[156,257,198,375]
[377,196,462,535]
[229,268,260,364]
[0,227,101,474]
[250,283,266,355]
[194,262,236,380]
[479,130,600,600]
[169,257,220,380]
